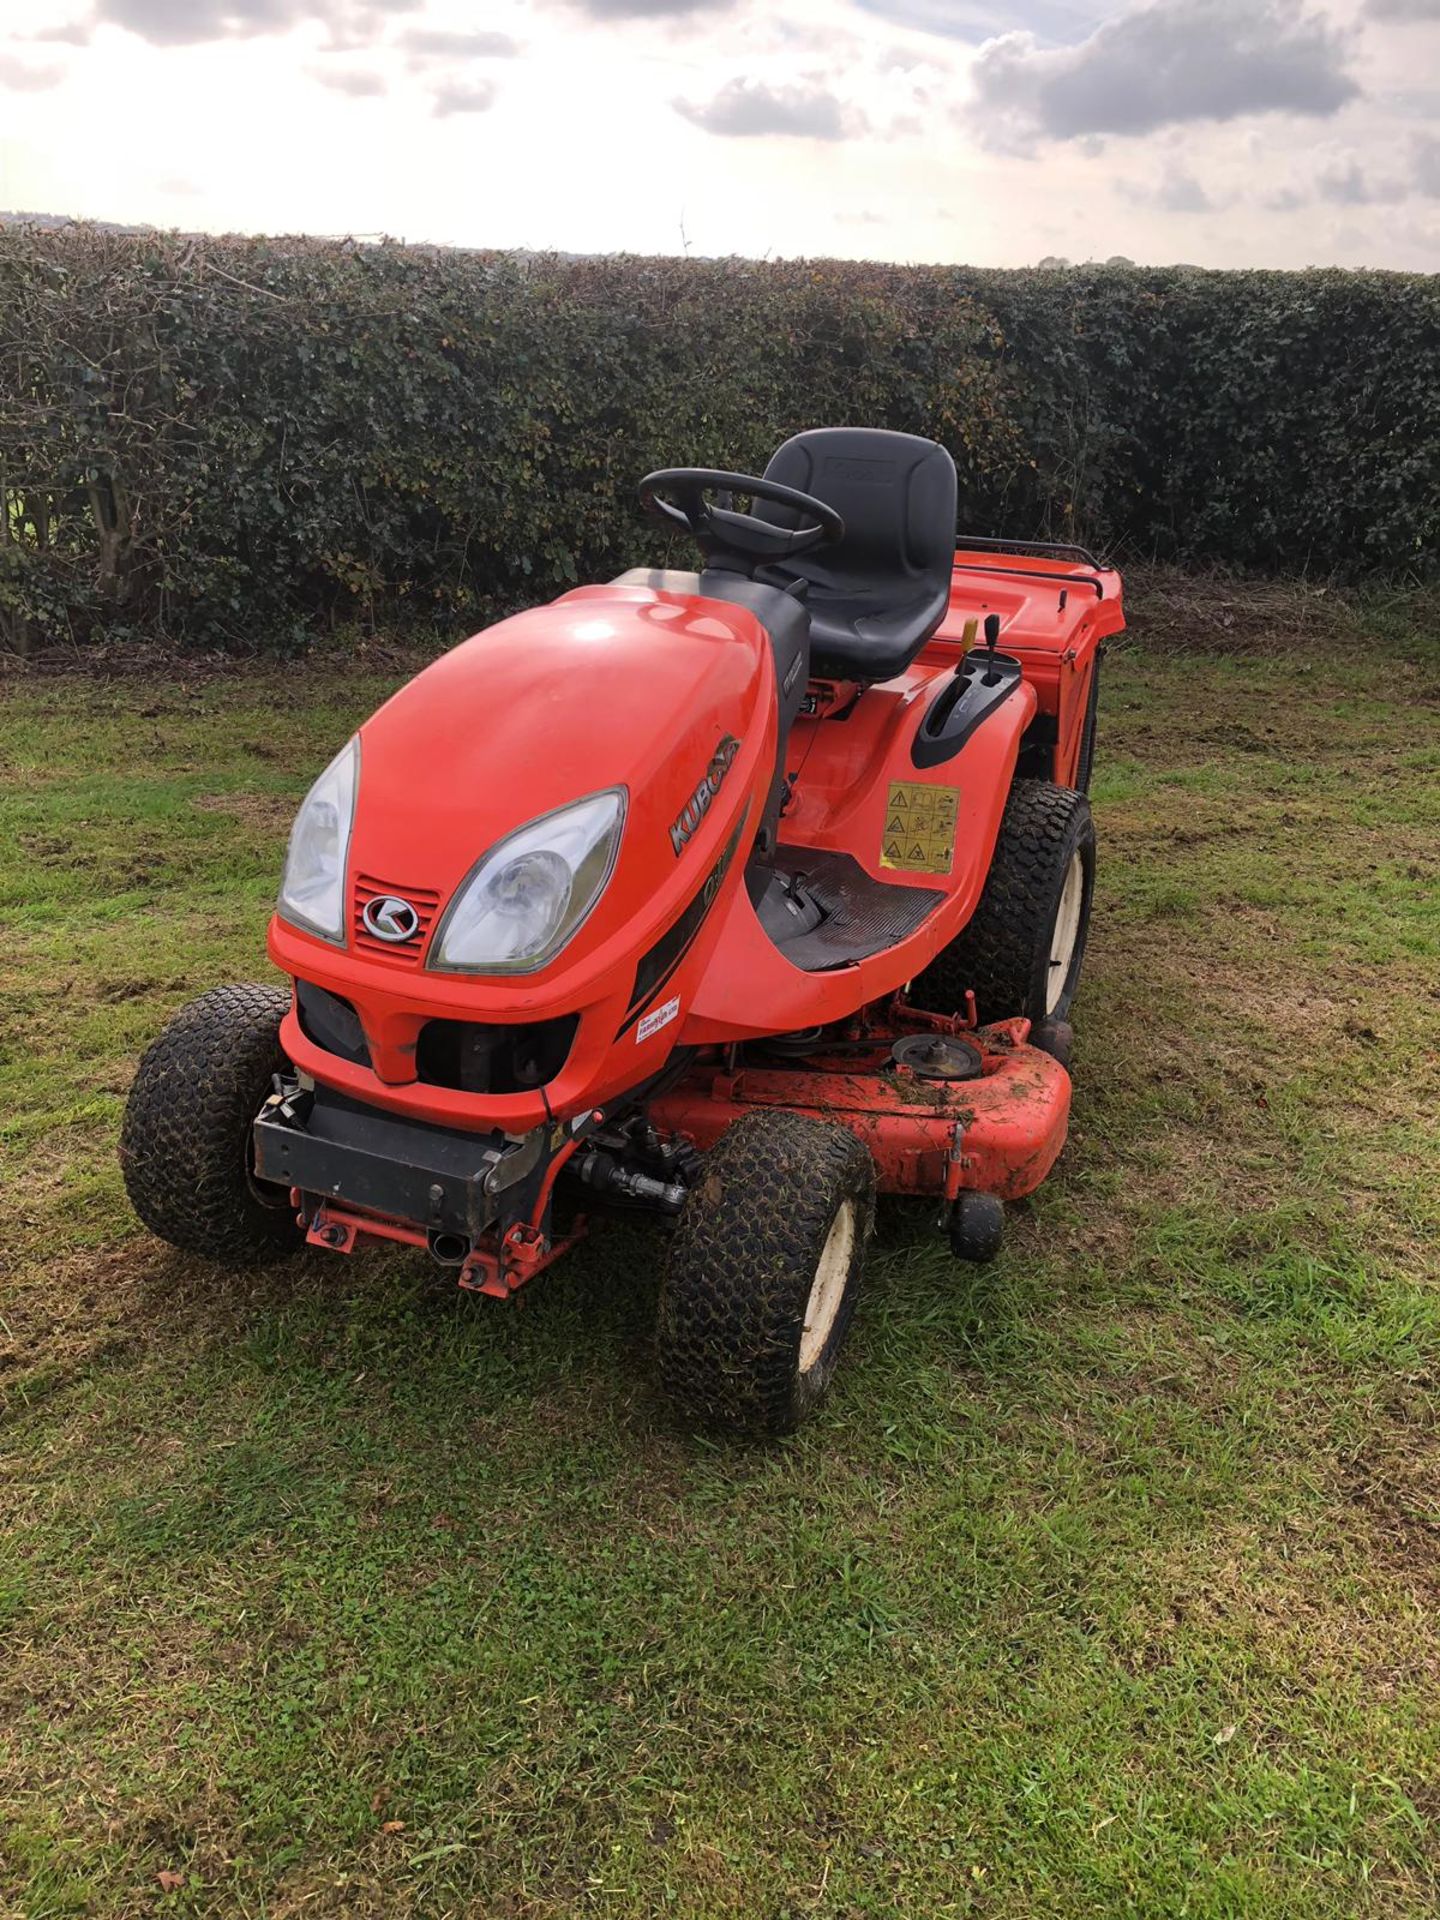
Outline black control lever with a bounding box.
[977,613,1004,682]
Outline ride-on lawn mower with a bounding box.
[122,428,1124,1434]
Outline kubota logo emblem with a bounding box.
[670,735,740,857]
[362,894,421,942]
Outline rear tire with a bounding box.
[657,1111,875,1436]
[120,984,302,1265]
[911,779,1095,1026]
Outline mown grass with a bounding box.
[2,583,1438,1918]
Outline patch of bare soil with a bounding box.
[0,1236,344,1422]
[1341,1433,1440,1603]
[0,628,464,684]
[1120,565,1365,656]
[191,791,294,831]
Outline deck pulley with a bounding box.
[890,1033,984,1081]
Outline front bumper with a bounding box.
[252,1085,545,1243]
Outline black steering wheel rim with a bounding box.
[638,467,845,568]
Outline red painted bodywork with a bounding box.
[267,546,1123,1245]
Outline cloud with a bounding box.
[1154,166,1214,212]
[0,54,63,90]
[674,76,862,138]
[1119,165,1215,211]
[398,28,521,57]
[91,0,419,48]
[31,20,92,43]
[1317,158,1402,204]
[1363,0,1440,18]
[431,78,497,117]
[552,0,737,16]
[310,64,386,95]
[1265,138,1440,210]
[972,0,1359,145]
[856,0,1112,38]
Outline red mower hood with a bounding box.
[341,581,775,987]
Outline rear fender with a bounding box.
[933,552,1126,788]
[680,661,1036,1043]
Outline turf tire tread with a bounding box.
[657,1110,874,1436]
[912,778,1094,1024]
[120,983,302,1264]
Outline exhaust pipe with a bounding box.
[428,1229,471,1268]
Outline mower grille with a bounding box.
[353,874,441,963]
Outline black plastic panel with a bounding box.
[415,1014,578,1095]
[253,1089,507,1239]
[296,980,370,1065]
[912,650,1022,769]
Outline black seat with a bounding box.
[752,428,958,683]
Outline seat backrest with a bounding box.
[753,429,957,680]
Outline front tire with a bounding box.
[912,779,1095,1027]
[657,1111,875,1436]
[120,984,303,1264]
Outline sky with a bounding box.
[0,0,1437,268]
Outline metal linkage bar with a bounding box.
[955,533,1107,568]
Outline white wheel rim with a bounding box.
[799,1200,856,1375]
[1046,850,1085,1015]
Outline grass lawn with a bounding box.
[2,577,1438,1918]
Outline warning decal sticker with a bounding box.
[879,781,958,874]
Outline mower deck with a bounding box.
[652,1009,1070,1206]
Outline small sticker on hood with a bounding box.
[637,994,681,1043]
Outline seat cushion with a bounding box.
[755,428,958,682]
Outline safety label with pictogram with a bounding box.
[879,781,958,874]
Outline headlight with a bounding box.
[277,736,359,943]
[431,789,626,974]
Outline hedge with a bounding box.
[1,231,1436,653]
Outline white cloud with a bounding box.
[1155,166,1215,212]
[398,28,520,57]
[547,0,736,16]
[674,76,863,139]
[431,77,497,117]
[309,64,387,95]
[972,0,1359,144]
[0,54,63,90]
[91,0,419,47]
[1316,156,1403,203]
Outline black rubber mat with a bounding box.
[767,847,945,972]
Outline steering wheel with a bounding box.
[638,468,845,571]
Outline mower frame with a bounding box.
[250,541,1121,1296]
